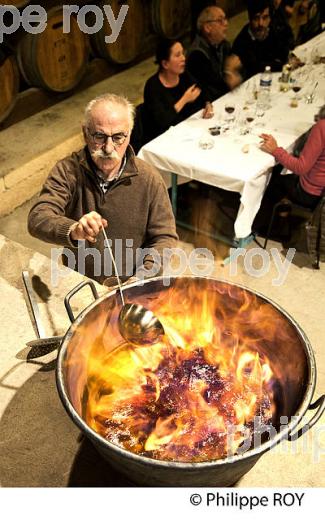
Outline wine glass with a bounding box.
[245,110,255,134]
[255,103,265,128]
[291,70,302,106]
[224,103,236,129]
[292,81,302,101]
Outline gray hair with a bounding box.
[197,6,220,33]
[84,93,135,130]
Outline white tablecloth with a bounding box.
[139,33,325,239]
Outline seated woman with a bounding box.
[260,104,325,210]
[143,38,213,143]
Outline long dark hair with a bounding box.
[155,38,180,71]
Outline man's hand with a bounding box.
[259,133,278,154]
[70,211,108,243]
[224,54,243,90]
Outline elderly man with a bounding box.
[187,5,242,101]
[232,0,291,78]
[28,93,178,284]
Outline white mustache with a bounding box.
[91,149,119,160]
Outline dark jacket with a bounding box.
[187,35,231,101]
[232,23,289,77]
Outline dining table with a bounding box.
[138,32,325,245]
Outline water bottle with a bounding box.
[259,65,272,110]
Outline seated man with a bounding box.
[28,93,178,284]
[187,5,242,102]
[233,0,290,78]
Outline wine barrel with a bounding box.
[91,0,144,64]
[1,1,30,7]
[0,54,19,123]
[17,6,89,92]
[151,0,191,39]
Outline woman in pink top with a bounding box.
[260,105,325,209]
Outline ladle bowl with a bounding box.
[118,302,165,346]
[102,227,165,347]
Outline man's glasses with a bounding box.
[88,129,128,146]
[206,17,227,25]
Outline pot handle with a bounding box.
[64,280,100,323]
[288,395,325,441]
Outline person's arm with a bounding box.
[223,54,243,90]
[260,123,325,175]
[28,158,109,246]
[28,159,79,247]
[180,70,213,119]
[174,83,202,113]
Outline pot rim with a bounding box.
[56,274,316,468]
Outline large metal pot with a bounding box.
[56,276,325,486]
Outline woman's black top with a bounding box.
[143,71,206,142]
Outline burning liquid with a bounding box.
[81,281,277,463]
[86,343,273,462]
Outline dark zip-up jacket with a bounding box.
[187,35,232,102]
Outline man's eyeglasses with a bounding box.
[206,17,227,25]
[87,129,128,146]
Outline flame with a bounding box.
[66,279,282,462]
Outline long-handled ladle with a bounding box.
[102,228,165,346]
